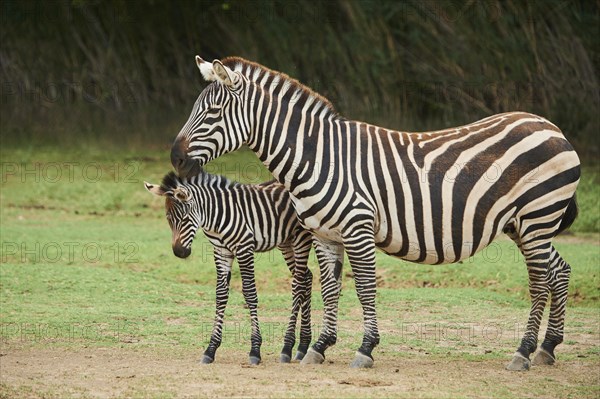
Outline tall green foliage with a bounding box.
[1,0,598,156]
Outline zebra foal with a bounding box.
[145,170,313,364]
[170,56,580,371]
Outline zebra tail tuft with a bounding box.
[556,194,578,235]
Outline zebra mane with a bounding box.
[160,170,236,193]
[222,57,338,116]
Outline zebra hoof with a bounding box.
[249,356,261,365]
[200,355,214,364]
[294,351,306,361]
[280,353,292,363]
[300,348,325,365]
[350,351,374,369]
[532,349,555,366]
[506,353,530,371]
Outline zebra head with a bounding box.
[144,172,201,259]
[171,56,250,177]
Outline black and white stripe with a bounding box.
[145,171,313,364]
[171,57,580,370]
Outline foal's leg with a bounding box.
[237,246,263,365]
[279,230,313,362]
[201,247,233,364]
[294,230,314,361]
[279,244,301,363]
[301,237,344,365]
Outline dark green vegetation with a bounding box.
[1,0,598,159]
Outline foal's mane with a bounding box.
[160,170,235,192]
[222,56,338,116]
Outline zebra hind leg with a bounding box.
[295,267,313,361]
[301,238,344,365]
[294,232,314,361]
[237,249,262,365]
[506,235,552,371]
[532,246,571,366]
[278,241,314,363]
[279,245,299,363]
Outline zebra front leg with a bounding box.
[301,238,344,365]
[533,246,571,366]
[201,249,233,364]
[237,248,262,365]
[344,230,379,368]
[279,245,302,363]
[507,241,551,371]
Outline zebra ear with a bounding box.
[212,60,236,87]
[172,187,191,202]
[144,182,164,197]
[196,55,217,82]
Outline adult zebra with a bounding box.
[145,170,313,364]
[170,56,580,370]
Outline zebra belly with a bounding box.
[375,217,508,265]
[305,223,344,244]
[369,173,516,264]
[374,222,506,265]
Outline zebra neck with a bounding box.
[249,115,393,189]
[246,95,344,188]
[194,185,231,232]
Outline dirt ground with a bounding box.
[2,233,598,398]
[1,343,598,399]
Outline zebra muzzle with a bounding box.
[170,138,198,178]
[172,243,191,259]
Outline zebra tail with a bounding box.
[556,194,578,235]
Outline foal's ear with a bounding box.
[144,182,164,197]
[172,187,191,202]
[212,60,237,87]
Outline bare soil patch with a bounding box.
[1,345,598,398]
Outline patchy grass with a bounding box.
[1,147,598,398]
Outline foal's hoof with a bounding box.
[200,355,214,364]
[506,353,530,371]
[294,351,306,361]
[249,356,261,365]
[280,353,292,363]
[350,351,374,369]
[300,348,325,365]
[532,349,556,366]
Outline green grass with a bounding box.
[1,146,598,398]
[573,166,600,232]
